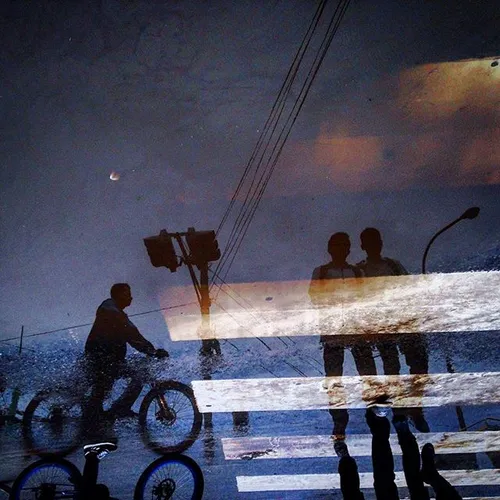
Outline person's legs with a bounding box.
[339,455,365,500]
[82,443,116,500]
[351,340,376,376]
[323,340,349,438]
[107,361,144,418]
[366,409,399,500]
[82,452,100,498]
[85,359,115,423]
[400,335,430,432]
[376,339,401,375]
[421,444,462,500]
[323,339,345,377]
[400,335,429,374]
[392,415,429,500]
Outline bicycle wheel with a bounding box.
[139,381,202,454]
[23,390,83,457]
[10,457,82,500]
[134,454,204,500]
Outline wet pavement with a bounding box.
[1,327,500,499]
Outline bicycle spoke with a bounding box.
[140,460,199,499]
[24,392,82,456]
[14,462,78,499]
[140,383,201,453]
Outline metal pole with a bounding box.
[422,207,480,274]
[199,262,221,355]
[422,219,461,274]
[422,207,480,430]
[18,325,24,355]
[200,262,210,331]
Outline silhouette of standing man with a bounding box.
[357,228,430,432]
[309,232,375,442]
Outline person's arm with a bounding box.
[123,318,157,355]
[104,302,167,357]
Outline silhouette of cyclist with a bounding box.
[309,232,376,441]
[85,283,168,421]
[356,228,430,432]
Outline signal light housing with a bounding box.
[186,230,221,265]
[143,230,179,272]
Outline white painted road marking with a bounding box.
[192,372,500,412]
[236,469,500,492]
[160,271,500,340]
[222,431,500,460]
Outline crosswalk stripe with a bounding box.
[236,469,500,492]
[192,371,500,413]
[162,271,500,340]
[222,431,500,460]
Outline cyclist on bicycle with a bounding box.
[85,283,168,421]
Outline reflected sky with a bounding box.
[1,0,499,334]
[1,0,500,497]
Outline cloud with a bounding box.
[273,59,500,194]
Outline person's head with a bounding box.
[110,283,132,309]
[360,227,383,257]
[327,232,351,262]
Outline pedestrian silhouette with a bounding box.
[309,232,376,440]
[336,399,462,500]
[357,227,430,432]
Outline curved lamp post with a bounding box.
[422,207,480,274]
[421,206,480,430]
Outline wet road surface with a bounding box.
[1,330,500,498]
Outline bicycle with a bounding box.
[21,358,202,457]
[9,441,204,499]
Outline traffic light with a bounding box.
[186,230,221,264]
[143,230,179,272]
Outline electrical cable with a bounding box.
[215,0,329,239]
[210,280,316,376]
[213,0,329,283]
[209,268,292,346]
[0,301,198,344]
[213,0,351,290]
[209,299,272,351]
[214,0,350,287]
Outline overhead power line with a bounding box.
[0,301,198,344]
[215,0,330,237]
[212,0,351,289]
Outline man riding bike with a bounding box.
[85,283,168,422]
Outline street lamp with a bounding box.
[422,207,480,274]
[421,207,480,431]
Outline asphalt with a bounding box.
[1,327,500,498]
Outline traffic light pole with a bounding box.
[199,261,221,355]
[172,230,220,354]
[200,263,210,327]
[144,228,221,353]
[144,227,244,434]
